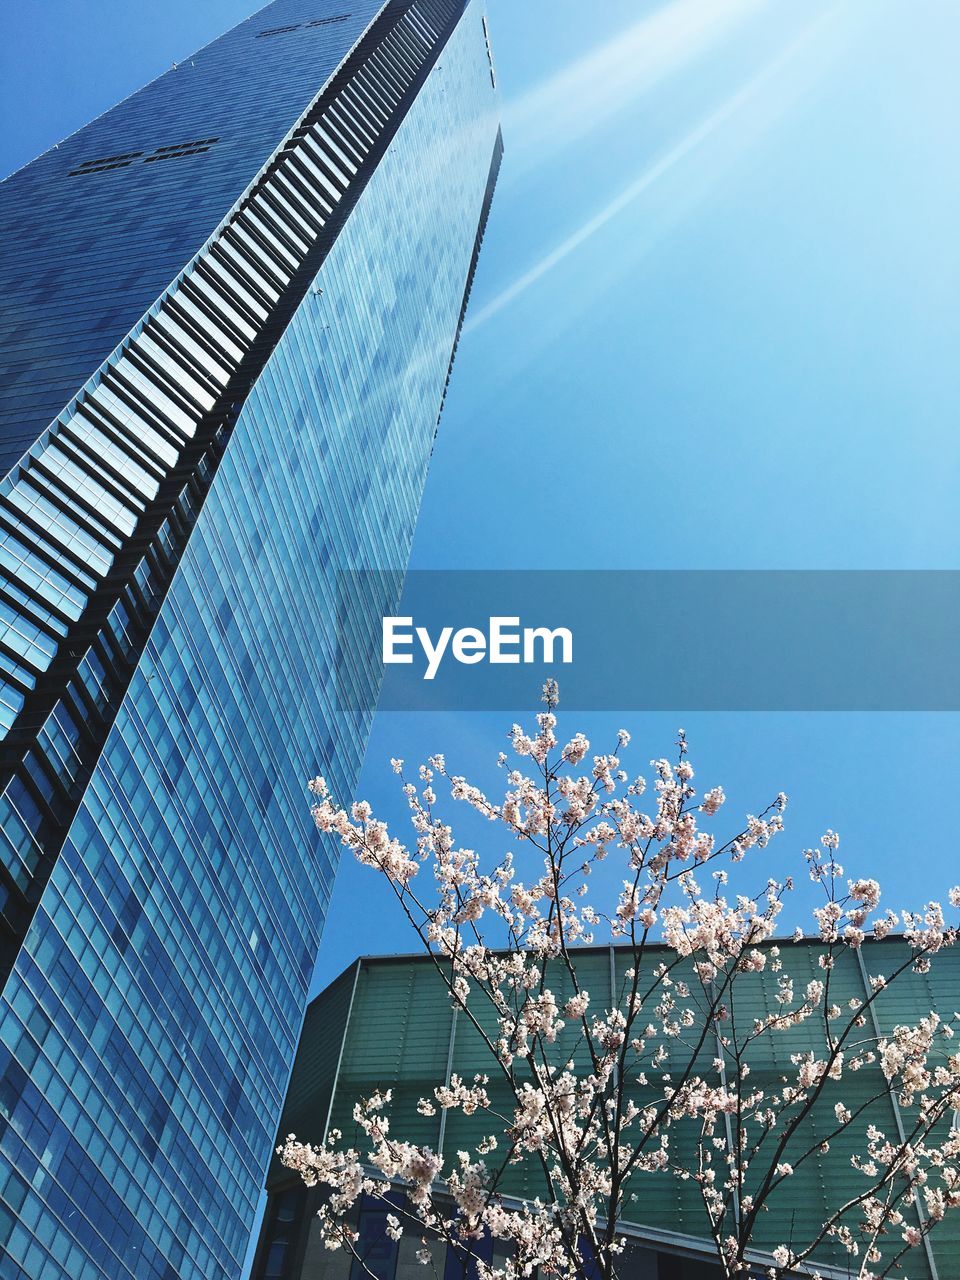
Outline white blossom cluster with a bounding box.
[289,686,960,1280]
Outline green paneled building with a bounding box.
[252,941,960,1279]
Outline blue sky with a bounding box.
[2,1,959,996]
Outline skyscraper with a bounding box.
[0,2,500,1277]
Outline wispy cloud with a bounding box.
[467,7,846,333]
[502,0,768,161]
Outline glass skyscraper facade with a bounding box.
[0,3,500,1278]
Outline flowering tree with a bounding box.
[281,683,960,1280]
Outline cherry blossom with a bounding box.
[286,690,960,1280]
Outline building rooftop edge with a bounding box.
[309,931,925,1008]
